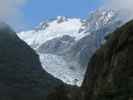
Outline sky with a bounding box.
[0,0,103,31]
[22,0,103,30]
[0,0,133,31]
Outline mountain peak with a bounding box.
[56,16,68,23]
[35,16,82,33]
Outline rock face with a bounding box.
[82,20,132,100]
[0,23,63,99]
[47,20,132,100]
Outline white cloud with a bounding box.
[0,0,27,31]
[0,0,26,18]
[104,0,133,20]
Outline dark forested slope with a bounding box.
[0,22,64,100]
[82,20,132,100]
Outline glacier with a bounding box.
[17,9,123,86]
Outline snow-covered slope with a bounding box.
[19,17,87,49]
[17,9,123,86]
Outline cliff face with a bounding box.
[0,23,63,99]
[82,20,132,100]
[47,20,132,100]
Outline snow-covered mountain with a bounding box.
[19,17,86,49]
[17,9,123,86]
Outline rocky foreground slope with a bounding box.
[47,20,132,100]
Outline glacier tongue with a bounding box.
[39,53,84,86]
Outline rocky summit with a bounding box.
[47,20,133,100]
